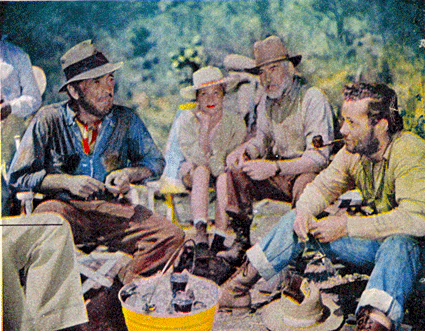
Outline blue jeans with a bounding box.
[246,209,423,328]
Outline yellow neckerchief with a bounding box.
[75,117,102,155]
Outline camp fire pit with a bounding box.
[119,270,220,331]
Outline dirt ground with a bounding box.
[123,190,423,331]
[169,193,422,331]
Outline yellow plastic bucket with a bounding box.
[119,273,220,331]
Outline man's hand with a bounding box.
[309,215,348,243]
[67,175,105,198]
[226,147,247,170]
[196,108,212,127]
[105,169,131,195]
[293,212,313,242]
[241,159,277,181]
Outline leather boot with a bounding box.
[218,260,261,309]
[356,306,393,331]
[217,215,251,266]
[210,233,227,255]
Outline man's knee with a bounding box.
[171,223,185,246]
[33,199,70,214]
[380,235,420,253]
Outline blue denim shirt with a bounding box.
[7,101,165,194]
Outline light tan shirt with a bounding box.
[245,77,334,169]
[178,108,246,177]
[296,131,425,240]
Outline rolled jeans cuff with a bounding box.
[357,288,402,325]
[246,243,278,281]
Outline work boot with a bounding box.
[217,215,251,266]
[210,233,227,255]
[194,221,209,246]
[218,260,261,309]
[356,306,393,331]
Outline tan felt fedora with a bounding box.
[253,35,302,70]
[261,278,344,331]
[59,40,123,92]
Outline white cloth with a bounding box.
[2,213,88,331]
[0,35,41,118]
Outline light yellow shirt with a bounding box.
[296,131,425,240]
[178,108,246,177]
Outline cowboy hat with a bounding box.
[59,40,123,92]
[180,66,238,100]
[261,277,344,331]
[223,54,256,72]
[253,36,302,71]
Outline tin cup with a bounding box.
[170,272,189,295]
[172,291,193,313]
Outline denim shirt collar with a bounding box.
[64,102,114,127]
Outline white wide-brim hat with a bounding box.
[261,280,344,331]
[180,66,238,100]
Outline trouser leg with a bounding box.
[34,200,98,244]
[34,200,185,282]
[226,168,257,218]
[246,209,304,281]
[2,214,87,331]
[226,168,316,217]
[327,235,421,328]
[119,205,185,282]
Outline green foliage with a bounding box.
[170,35,206,85]
[2,0,423,151]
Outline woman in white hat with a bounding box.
[178,66,246,254]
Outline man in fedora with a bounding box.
[219,82,425,331]
[219,35,334,264]
[7,40,184,285]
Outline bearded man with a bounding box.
[219,82,425,331]
[219,36,334,264]
[7,40,185,285]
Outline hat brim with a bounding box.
[250,55,302,75]
[261,295,344,331]
[224,54,256,72]
[59,62,123,92]
[180,75,239,100]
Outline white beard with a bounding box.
[266,75,293,100]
